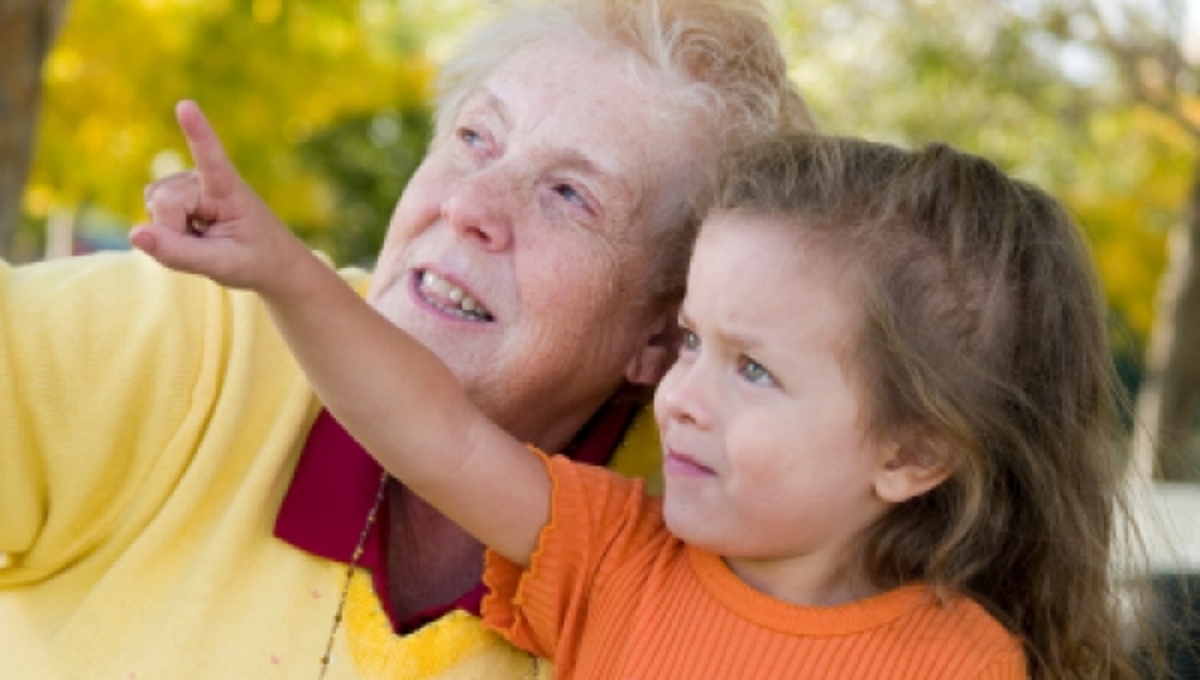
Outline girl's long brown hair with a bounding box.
[707,133,1150,679]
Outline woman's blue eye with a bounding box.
[458,127,483,147]
[554,183,591,212]
[738,357,774,386]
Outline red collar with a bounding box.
[275,400,635,633]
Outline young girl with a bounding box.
[133,101,1141,679]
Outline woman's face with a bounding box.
[369,37,700,450]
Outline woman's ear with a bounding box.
[873,427,956,504]
[624,310,680,387]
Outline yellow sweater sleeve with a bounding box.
[0,252,216,578]
[0,251,391,679]
[0,252,370,580]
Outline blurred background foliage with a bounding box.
[8,0,1200,474]
[773,0,1186,343]
[17,0,489,264]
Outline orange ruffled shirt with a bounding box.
[483,453,1027,679]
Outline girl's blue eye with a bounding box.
[738,357,774,386]
[680,328,700,352]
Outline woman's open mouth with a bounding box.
[416,270,494,322]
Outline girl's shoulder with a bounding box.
[902,587,1026,677]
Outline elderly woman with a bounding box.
[0,0,813,677]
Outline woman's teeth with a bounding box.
[419,271,492,321]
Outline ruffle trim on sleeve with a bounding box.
[481,447,562,658]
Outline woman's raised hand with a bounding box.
[131,100,311,296]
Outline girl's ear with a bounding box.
[873,427,956,504]
[624,309,681,387]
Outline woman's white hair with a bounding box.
[436,0,813,144]
[433,0,816,306]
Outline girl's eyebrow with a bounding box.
[679,307,765,354]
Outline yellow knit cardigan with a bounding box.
[0,251,662,679]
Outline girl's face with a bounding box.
[654,213,896,606]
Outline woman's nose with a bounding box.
[440,168,515,251]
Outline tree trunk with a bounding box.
[0,0,68,262]
[1132,157,1200,481]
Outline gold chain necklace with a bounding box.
[318,470,390,679]
[314,471,541,679]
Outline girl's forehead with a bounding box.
[697,213,805,253]
[699,212,857,270]
[692,214,866,317]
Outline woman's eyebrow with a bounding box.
[470,84,635,208]
[471,87,510,123]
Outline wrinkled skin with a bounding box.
[368,37,701,452]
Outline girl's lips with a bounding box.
[663,450,714,478]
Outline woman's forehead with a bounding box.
[473,38,702,233]
[485,38,700,172]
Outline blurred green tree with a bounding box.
[295,106,432,266]
[21,0,446,265]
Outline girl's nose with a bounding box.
[656,358,715,430]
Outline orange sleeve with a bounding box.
[481,450,659,664]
